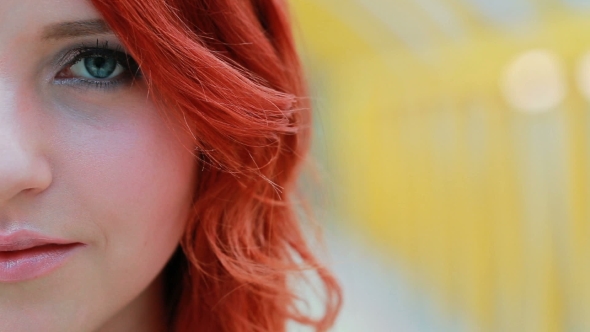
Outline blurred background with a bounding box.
[290,0,590,331]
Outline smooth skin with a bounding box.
[0,0,197,331]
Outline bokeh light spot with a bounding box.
[501,49,566,113]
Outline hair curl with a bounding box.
[90,0,342,331]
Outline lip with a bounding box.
[0,231,84,282]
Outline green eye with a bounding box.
[70,55,125,80]
[54,46,141,90]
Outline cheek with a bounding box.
[46,97,196,307]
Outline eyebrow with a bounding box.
[42,19,112,40]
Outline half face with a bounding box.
[0,0,196,331]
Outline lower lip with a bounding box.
[0,243,84,282]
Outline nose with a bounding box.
[0,90,52,204]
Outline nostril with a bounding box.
[22,188,41,194]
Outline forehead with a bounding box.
[0,0,101,41]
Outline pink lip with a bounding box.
[0,231,84,282]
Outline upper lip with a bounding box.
[0,230,77,251]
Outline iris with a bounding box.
[84,56,117,79]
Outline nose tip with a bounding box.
[0,140,52,203]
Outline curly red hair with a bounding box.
[90,0,342,331]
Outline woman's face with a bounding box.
[0,0,196,331]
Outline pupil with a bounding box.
[84,56,117,79]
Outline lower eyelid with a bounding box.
[52,76,129,92]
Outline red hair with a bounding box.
[90,0,342,331]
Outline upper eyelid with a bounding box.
[64,49,132,69]
[49,39,130,69]
[57,47,129,69]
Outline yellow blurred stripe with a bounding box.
[291,0,590,331]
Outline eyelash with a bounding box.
[54,41,141,90]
